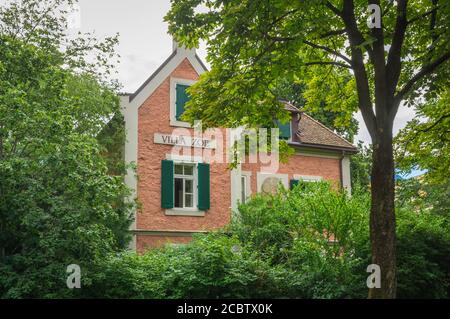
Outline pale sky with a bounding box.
[11,0,418,145]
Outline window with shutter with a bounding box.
[197,163,210,211]
[276,120,291,140]
[175,84,190,120]
[161,160,174,208]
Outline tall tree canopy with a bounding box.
[0,0,132,297]
[395,87,449,186]
[165,0,450,298]
[274,78,359,141]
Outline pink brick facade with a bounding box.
[241,155,342,195]
[121,43,355,252]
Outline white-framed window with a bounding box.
[170,77,197,128]
[240,175,248,203]
[163,155,209,217]
[174,163,196,209]
[240,171,252,203]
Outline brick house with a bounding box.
[121,41,357,252]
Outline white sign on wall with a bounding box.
[154,133,216,149]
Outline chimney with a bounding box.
[172,38,196,56]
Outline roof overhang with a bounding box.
[288,141,358,155]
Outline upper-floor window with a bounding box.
[276,119,292,140]
[175,84,190,121]
[170,78,196,127]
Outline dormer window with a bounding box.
[276,120,292,140]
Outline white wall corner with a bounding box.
[341,156,352,195]
[120,95,137,251]
[230,164,242,216]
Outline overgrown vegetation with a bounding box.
[79,183,448,299]
[0,0,133,298]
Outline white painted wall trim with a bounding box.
[341,156,352,194]
[241,171,253,197]
[120,95,137,251]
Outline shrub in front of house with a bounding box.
[85,233,285,298]
[82,182,449,299]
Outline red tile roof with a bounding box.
[283,101,357,152]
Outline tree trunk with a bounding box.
[368,128,397,298]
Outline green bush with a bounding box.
[396,209,450,298]
[232,182,371,298]
[7,181,446,298]
[84,232,285,299]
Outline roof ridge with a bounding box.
[301,113,356,148]
[129,50,178,102]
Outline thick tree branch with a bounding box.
[429,0,439,43]
[325,1,342,17]
[386,0,408,94]
[419,113,450,133]
[303,40,352,64]
[319,28,346,38]
[407,4,440,25]
[303,61,352,68]
[395,50,450,102]
[369,0,389,119]
[341,0,377,138]
[267,36,353,65]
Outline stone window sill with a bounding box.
[165,209,205,217]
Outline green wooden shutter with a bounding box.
[197,163,210,211]
[176,84,190,120]
[290,179,299,190]
[277,120,291,140]
[161,160,174,208]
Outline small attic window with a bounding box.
[170,78,197,127]
[276,120,291,140]
[175,84,190,120]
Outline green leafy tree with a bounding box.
[165,0,450,298]
[395,88,449,185]
[0,0,132,298]
[274,78,359,142]
[395,87,449,217]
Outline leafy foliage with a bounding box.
[0,0,132,298]
[86,233,284,299]
[79,183,449,299]
[395,88,450,185]
[273,78,359,142]
[396,208,450,298]
[396,176,449,217]
[165,1,450,297]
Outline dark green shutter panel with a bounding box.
[277,120,291,140]
[176,84,190,120]
[290,179,300,190]
[197,163,210,211]
[161,160,174,208]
